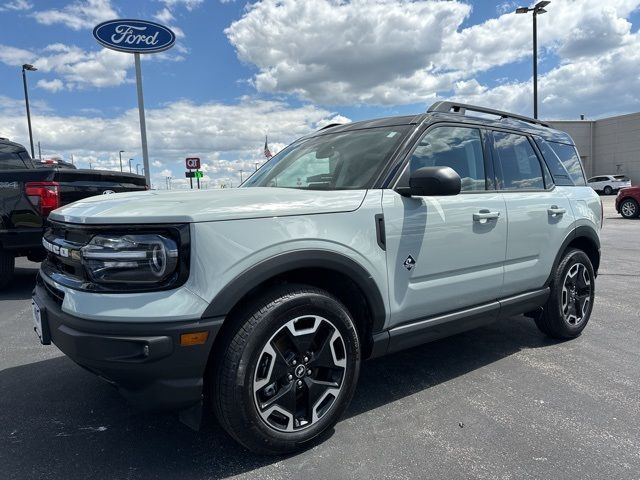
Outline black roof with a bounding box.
[0,138,31,155]
[313,102,575,145]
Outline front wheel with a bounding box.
[535,248,595,339]
[620,198,639,219]
[211,284,360,454]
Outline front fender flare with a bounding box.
[200,249,387,333]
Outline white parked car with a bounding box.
[587,175,632,195]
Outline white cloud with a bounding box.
[0,97,348,189]
[0,43,133,90]
[153,7,175,24]
[225,0,640,109]
[160,0,203,11]
[36,78,65,92]
[32,0,117,30]
[451,30,640,119]
[0,0,32,12]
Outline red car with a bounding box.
[616,186,640,218]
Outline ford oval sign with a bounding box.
[93,19,176,54]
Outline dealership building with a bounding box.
[549,112,640,185]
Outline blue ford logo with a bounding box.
[93,19,176,54]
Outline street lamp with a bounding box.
[128,158,133,173]
[516,1,550,119]
[239,169,244,183]
[21,64,37,158]
[118,150,124,172]
[136,163,141,175]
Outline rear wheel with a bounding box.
[0,249,15,290]
[535,248,595,339]
[620,198,639,219]
[603,185,613,195]
[211,284,360,454]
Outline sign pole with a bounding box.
[196,172,200,190]
[134,53,151,186]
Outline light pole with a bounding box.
[516,1,550,119]
[255,162,259,171]
[21,64,37,158]
[128,159,133,173]
[239,169,244,183]
[136,163,141,175]
[118,150,124,172]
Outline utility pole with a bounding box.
[37,141,42,160]
[516,1,550,119]
[21,64,37,158]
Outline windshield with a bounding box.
[243,126,409,190]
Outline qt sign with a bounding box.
[186,157,201,170]
[93,19,176,54]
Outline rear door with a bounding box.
[383,124,507,326]
[490,130,575,296]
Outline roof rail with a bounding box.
[318,122,344,131]
[427,101,550,128]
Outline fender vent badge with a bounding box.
[403,255,416,271]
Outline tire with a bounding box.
[211,284,361,454]
[603,185,613,195]
[619,198,639,219]
[535,248,595,339]
[0,249,15,290]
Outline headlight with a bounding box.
[82,234,180,285]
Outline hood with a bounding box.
[49,187,367,224]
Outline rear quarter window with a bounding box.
[535,138,586,186]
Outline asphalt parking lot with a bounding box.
[1,196,638,480]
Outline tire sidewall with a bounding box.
[550,249,595,335]
[620,199,638,219]
[229,289,360,449]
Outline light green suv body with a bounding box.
[34,103,601,453]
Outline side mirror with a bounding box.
[397,166,461,197]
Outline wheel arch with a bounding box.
[201,250,387,359]
[545,226,600,287]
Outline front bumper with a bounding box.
[33,275,223,411]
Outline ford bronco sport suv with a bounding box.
[32,102,601,454]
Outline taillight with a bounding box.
[25,181,60,217]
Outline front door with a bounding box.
[383,125,507,327]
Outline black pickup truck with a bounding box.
[0,138,147,289]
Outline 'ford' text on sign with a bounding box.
[93,19,176,54]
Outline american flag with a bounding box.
[264,135,273,159]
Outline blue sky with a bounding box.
[1,0,639,187]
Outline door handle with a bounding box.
[473,209,500,222]
[547,205,566,217]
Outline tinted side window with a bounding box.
[535,139,586,186]
[411,126,486,191]
[0,151,28,169]
[492,132,544,190]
